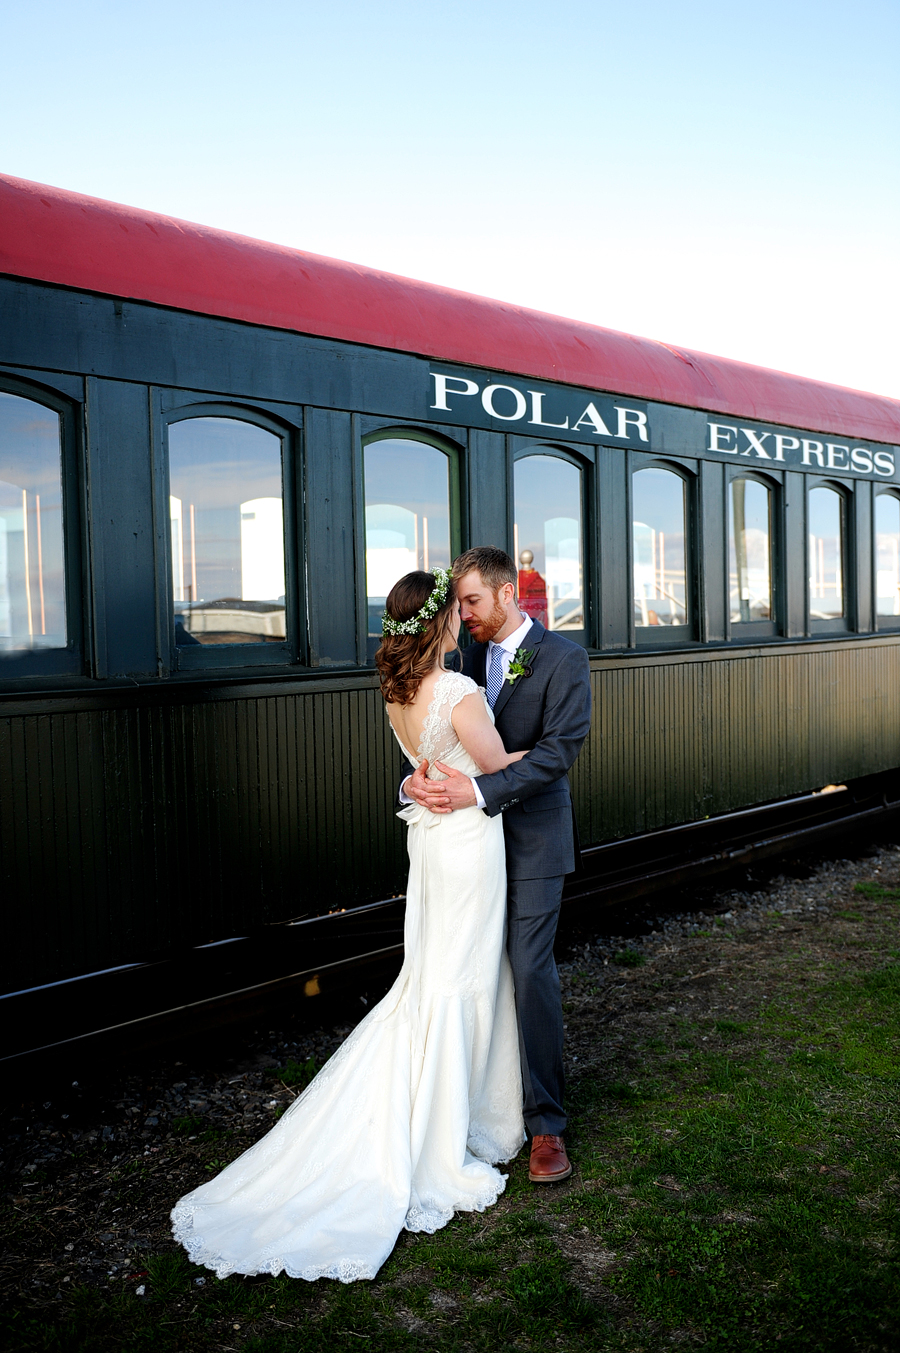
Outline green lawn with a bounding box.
[3,882,899,1352]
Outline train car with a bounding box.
[2,173,900,1061]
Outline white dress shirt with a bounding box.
[484,615,534,689]
[400,615,533,810]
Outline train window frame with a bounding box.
[0,374,84,683]
[874,487,900,631]
[511,441,591,650]
[629,454,698,648]
[806,477,852,635]
[359,425,462,664]
[724,468,781,641]
[158,402,302,673]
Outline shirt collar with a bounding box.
[489,615,533,656]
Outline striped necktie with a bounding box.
[485,643,504,708]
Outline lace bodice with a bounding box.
[391,671,490,780]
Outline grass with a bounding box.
[264,1057,323,1092]
[613,949,646,968]
[3,880,899,1351]
[854,880,900,903]
[171,1116,203,1135]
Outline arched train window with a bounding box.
[513,453,585,641]
[875,491,900,622]
[729,477,773,626]
[168,417,285,647]
[808,485,844,623]
[632,466,688,634]
[0,392,67,653]
[364,438,453,647]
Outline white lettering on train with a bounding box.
[429,375,895,478]
[430,373,478,409]
[572,402,611,435]
[481,384,527,420]
[615,407,649,441]
[429,372,649,441]
[708,423,739,452]
[740,428,772,458]
[707,422,894,478]
[774,434,799,460]
[528,391,569,429]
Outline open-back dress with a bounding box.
[171,671,524,1282]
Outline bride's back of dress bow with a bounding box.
[387,670,488,781]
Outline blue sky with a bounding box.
[2,0,898,396]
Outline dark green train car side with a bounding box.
[2,174,900,1055]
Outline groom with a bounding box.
[403,546,592,1183]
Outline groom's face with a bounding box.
[456,570,510,644]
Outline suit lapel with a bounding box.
[491,621,545,721]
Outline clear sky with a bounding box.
[3,0,898,397]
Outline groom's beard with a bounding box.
[465,597,507,644]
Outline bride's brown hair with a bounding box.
[375,571,457,706]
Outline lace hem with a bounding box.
[467,1124,526,1166]
[171,1176,508,1280]
[403,1173,508,1235]
[170,1206,378,1283]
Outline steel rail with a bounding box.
[4,772,899,1068]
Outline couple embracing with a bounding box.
[172,546,592,1283]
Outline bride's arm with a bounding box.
[450,692,527,773]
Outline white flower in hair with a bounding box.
[382,568,453,636]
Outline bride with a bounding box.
[171,567,528,1282]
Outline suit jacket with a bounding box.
[461,621,591,880]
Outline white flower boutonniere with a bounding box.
[506,647,535,685]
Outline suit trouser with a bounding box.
[506,874,566,1137]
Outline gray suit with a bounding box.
[462,621,592,1136]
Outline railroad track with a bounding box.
[4,768,899,1070]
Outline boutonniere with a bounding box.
[506,647,535,684]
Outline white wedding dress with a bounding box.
[171,671,525,1282]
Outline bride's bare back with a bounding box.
[387,665,525,777]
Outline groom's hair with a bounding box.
[452,547,517,596]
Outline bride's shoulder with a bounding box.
[436,670,482,705]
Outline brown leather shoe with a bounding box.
[528,1134,572,1183]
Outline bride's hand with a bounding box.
[432,763,477,810]
[407,759,453,814]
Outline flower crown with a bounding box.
[382,567,453,636]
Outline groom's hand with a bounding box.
[432,763,477,809]
[406,760,452,813]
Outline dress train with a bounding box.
[171,672,524,1281]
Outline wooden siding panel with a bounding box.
[5,639,900,991]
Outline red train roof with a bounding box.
[1,173,898,444]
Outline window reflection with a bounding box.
[729,479,772,623]
[808,486,843,620]
[875,493,900,618]
[514,455,583,632]
[168,418,285,645]
[364,439,451,639]
[0,393,66,653]
[633,468,687,627]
